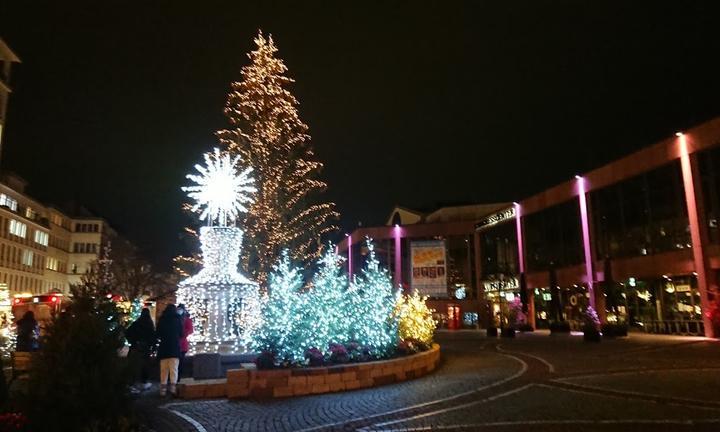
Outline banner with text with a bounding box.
[410,240,447,297]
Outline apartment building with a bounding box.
[0,39,20,156]
[0,173,123,296]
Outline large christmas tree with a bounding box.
[217,31,338,288]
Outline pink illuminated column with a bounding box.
[346,234,353,279]
[678,134,715,338]
[514,203,525,273]
[576,176,596,309]
[393,225,403,288]
[514,202,535,327]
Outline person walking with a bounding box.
[177,304,193,380]
[15,311,39,352]
[126,308,156,391]
[156,304,182,396]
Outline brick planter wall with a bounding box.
[178,344,440,399]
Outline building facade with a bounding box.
[0,173,122,296]
[338,117,720,338]
[0,40,20,162]
[0,39,124,298]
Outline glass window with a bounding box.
[34,230,49,246]
[9,219,27,238]
[0,194,17,211]
[591,161,689,258]
[479,220,518,278]
[699,147,720,243]
[524,198,584,272]
[21,249,33,266]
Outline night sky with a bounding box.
[1,2,719,269]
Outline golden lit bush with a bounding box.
[394,291,437,346]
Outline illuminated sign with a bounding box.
[482,277,519,292]
[475,207,516,231]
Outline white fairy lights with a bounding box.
[182,147,257,227]
[177,149,262,353]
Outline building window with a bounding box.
[34,230,49,246]
[21,249,33,266]
[25,207,36,219]
[46,257,59,271]
[524,198,584,272]
[9,219,27,238]
[0,194,17,211]
[50,213,63,226]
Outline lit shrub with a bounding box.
[394,291,437,347]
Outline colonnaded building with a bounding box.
[338,117,720,339]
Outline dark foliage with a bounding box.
[518,323,534,332]
[22,263,135,431]
[500,327,516,338]
[549,321,571,334]
[601,323,628,337]
[583,325,602,342]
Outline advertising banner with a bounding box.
[410,240,447,297]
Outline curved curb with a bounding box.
[178,344,440,399]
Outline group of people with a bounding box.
[12,303,193,397]
[125,304,193,396]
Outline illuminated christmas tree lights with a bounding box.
[252,238,413,365]
[394,291,437,346]
[347,239,399,355]
[216,30,338,289]
[303,247,349,352]
[250,250,305,363]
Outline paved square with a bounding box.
[137,331,720,431]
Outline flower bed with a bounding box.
[178,343,440,399]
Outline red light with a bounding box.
[13,298,20,305]
[51,296,58,303]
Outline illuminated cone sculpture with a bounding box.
[177,148,262,353]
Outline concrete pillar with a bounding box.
[679,134,716,338]
[514,203,535,328]
[473,231,491,328]
[576,176,597,312]
[393,225,403,289]
[346,234,353,280]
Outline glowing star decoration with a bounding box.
[182,147,257,227]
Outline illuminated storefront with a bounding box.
[339,117,720,337]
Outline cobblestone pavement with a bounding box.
[136,330,720,431]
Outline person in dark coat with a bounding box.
[126,308,156,390]
[15,311,39,352]
[156,304,183,396]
